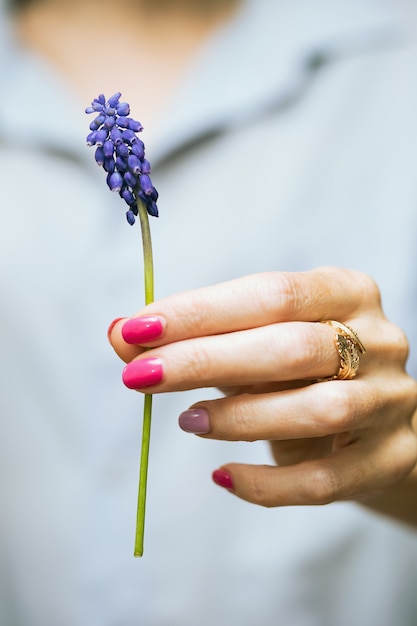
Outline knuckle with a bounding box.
[373,319,410,366]
[389,324,410,365]
[248,469,277,507]
[258,271,303,319]
[178,292,216,336]
[306,324,335,371]
[402,430,417,469]
[340,268,382,311]
[227,397,258,442]
[391,428,417,480]
[392,375,417,419]
[306,463,341,505]
[266,320,340,380]
[314,384,362,432]
[178,340,212,381]
[313,266,382,311]
[290,323,337,375]
[354,271,382,309]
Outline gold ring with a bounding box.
[320,320,366,380]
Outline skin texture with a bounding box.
[108,268,417,527]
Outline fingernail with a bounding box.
[178,408,210,434]
[122,316,164,344]
[122,357,163,389]
[212,469,234,490]
[107,317,125,342]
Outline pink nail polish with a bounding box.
[212,469,234,490]
[122,357,163,389]
[122,316,163,344]
[107,317,125,342]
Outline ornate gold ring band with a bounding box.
[319,320,366,381]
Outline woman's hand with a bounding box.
[108,267,417,523]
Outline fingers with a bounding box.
[114,311,408,394]
[188,372,417,507]
[179,383,357,441]
[120,321,342,392]
[108,268,382,363]
[178,374,417,442]
[114,311,407,393]
[105,267,417,510]
[211,425,417,507]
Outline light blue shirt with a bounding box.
[1,1,417,625]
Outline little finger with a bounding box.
[212,427,417,507]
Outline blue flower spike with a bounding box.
[86,93,158,558]
[85,92,158,224]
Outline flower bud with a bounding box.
[103,140,114,159]
[92,101,104,112]
[110,127,123,146]
[127,119,143,132]
[140,174,153,195]
[95,129,108,147]
[115,156,128,171]
[131,141,145,159]
[121,188,135,206]
[95,146,105,166]
[108,92,122,107]
[126,209,136,225]
[104,116,116,129]
[122,129,137,145]
[86,131,97,146]
[147,201,159,217]
[141,158,151,174]
[103,158,116,174]
[89,114,106,131]
[128,155,142,175]
[107,171,123,192]
[117,102,130,116]
[116,143,129,158]
[123,171,137,188]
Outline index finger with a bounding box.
[109,267,381,359]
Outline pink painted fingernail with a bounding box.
[178,408,210,434]
[122,357,163,389]
[122,316,164,344]
[107,317,125,342]
[212,469,234,490]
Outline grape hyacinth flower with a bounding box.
[86,92,158,225]
[86,93,158,557]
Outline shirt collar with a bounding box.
[150,0,406,163]
[0,0,408,167]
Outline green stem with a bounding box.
[134,199,154,557]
